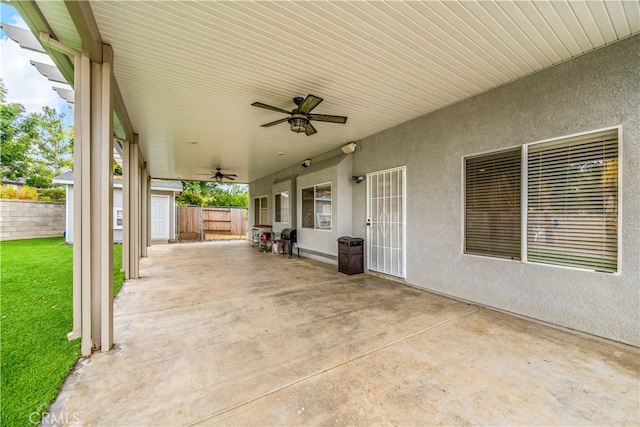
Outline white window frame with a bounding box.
[462,126,622,274]
[301,182,332,231]
[274,191,290,224]
[253,195,268,225]
[522,126,622,274]
[462,147,522,261]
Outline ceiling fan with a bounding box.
[251,94,347,136]
[197,168,237,183]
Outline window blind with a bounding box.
[527,130,618,272]
[465,148,521,259]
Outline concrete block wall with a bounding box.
[0,200,66,241]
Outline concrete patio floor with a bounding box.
[46,240,639,426]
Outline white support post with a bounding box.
[70,47,114,356]
[122,139,131,280]
[79,52,93,357]
[68,45,83,342]
[141,165,149,257]
[123,137,142,280]
[130,138,140,279]
[40,31,122,356]
[99,45,114,352]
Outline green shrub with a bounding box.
[37,187,66,202]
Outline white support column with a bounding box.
[70,45,114,356]
[122,137,141,280]
[130,138,140,279]
[78,52,93,357]
[122,139,131,280]
[99,45,114,352]
[141,164,149,257]
[68,43,84,343]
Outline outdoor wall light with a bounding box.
[342,142,357,154]
[352,175,365,183]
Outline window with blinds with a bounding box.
[526,129,618,272]
[465,148,521,260]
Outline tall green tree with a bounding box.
[0,82,38,180]
[0,82,73,187]
[26,106,73,187]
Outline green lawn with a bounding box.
[1,237,125,426]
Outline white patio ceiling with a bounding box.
[19,1,640,183]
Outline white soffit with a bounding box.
[31,1,640,182]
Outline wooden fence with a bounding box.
[177,206,247,240]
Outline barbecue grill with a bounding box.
[280,228,298,258]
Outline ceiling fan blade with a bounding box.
[251,102,291,114]
[261,117,289,127]
[223,174,238,178]
[224,176,237,181]
[308,114,348,124]
[297,94,323,114]
[305,122,317,136]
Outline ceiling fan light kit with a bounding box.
[197,167,237,183]
[252,94,347,136]
[289,114,308,133]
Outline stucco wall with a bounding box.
[249,148,353,260]
[351,35,640,346]
[0,200,66,241]
[296,155,352,261]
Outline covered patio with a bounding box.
[45,241,638,426]
[5,0,638,357]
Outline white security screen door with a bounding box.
[151,195,170,239]
[366,166,406,277]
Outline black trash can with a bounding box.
[338,236,364,275]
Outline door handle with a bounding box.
[366,219,371,226]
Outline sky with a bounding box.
[0,3,73,121]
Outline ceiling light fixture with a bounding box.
[289,114,308,133]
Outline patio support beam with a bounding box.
[15,0,134,355]
[141,165,150,257]
[64,0,103,62]
[129,136,141,279]
[122,139,131,279]
[12,1,74,84]
[69,44,114,356]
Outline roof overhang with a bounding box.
[9,1,640,183]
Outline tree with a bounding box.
[209,183,248,208]
[0,82,38,180]
[177,181,211,206]
[177,181,248,207]
[0,82,73,187]
[26,106,73,187]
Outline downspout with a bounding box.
[38,32,82,341]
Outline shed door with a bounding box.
[151,195,170,239]
[366,166,406,278]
